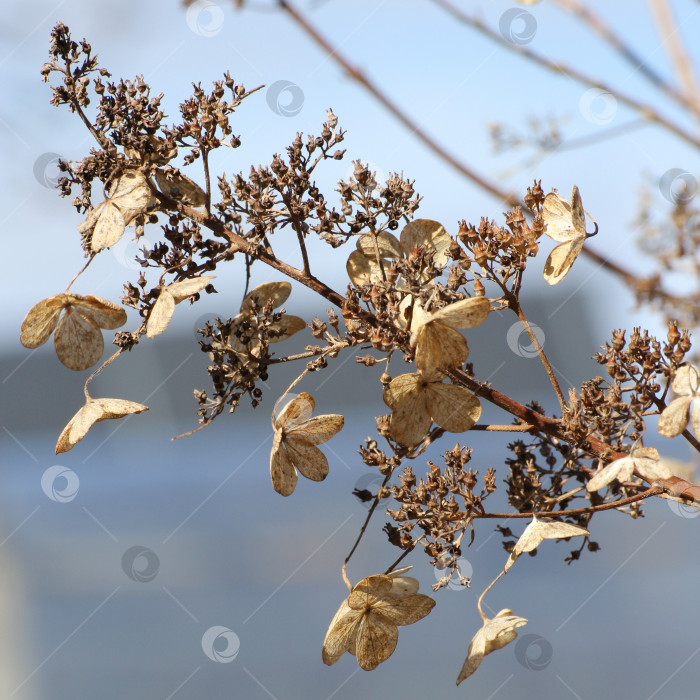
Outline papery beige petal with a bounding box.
[388,575,419,596]
[154,169,206,207]
[146,290,176,339]
[20,295,68,348]
[54,306,104,370]
[506,517,589,572]
[671,364,700,397]
[270,431,298,496]
[347,249,382,287]
[658,397,692,438]
[426,382,481,433]
[586,456,636,492]
[348,575,393,609]
[543,237,585,285]
[570,186,585,235]
[268,315,306,342]
[69,294,127,329]
[322,600,362,666]
[542,191,577,242]
[287,414,344,445]
[384,376,432,446]
[428,297,491,330]
[77,203,104,237]
[276,392,315,430]
[284,438,329,482]
[166,276,214,303]
[634,456,673,482]
[240,281,292,313]
[91,201,127,252]
[457,611,527,685]
[400,219,451,267]
[374,593,435,625]
[355,232,402,260]
[354,611,398,671]
[690,400,700,437]
[413,323,469,375]
[55,397,148,454]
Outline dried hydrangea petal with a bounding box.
[69,294,127,329]
[399,219,451,267]
[276,393,316,429]
[425,382,481,433]
[91,201,127,251]
[287,414,344,444]
[543,237,585,285]
[413,323,469,375]
[56,397,149,454]
[269,431,298,497]
[240,281,291,313]
[505,517,589,572]
[20,295,69,348]
[54,306,104,371]
[347,249,383,287]
[355,611,398,670]
[284,439,329,482]
[147,276,213,338]
[355,232,402,260]
[154,169,206,207]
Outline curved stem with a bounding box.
[477,570,506,621]
[64,254,96,293]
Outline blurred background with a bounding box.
[2,1,700,698]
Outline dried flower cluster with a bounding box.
[23,22,700,686]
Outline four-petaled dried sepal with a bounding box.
[21,293,127,371]
[322,568,435,671]
[269,392,344,496]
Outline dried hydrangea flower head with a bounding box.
[269,392,344,496]
[21,293,127,371]
[457,609,528,684]
[541,185,596,285]
[346,219,451,287]
[409,297,490,375]
[383,370,481,446]
[586,446,673,492]
[658,364,700,438]
[322,568,435,671]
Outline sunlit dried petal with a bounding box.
[587,447,672,492]
[268,315,306,342]
[240,281,292,313]
[322,600,361,666]
[54,306,104,371]
[413,323,469,375]
[427,297,491,330]
[347,249,383,287]
[276,393,315,429]
[425,382,481,433]
[167,276,213,302]
[55,397,148,454]
[505,516,589,572]
[355,611,398,670]
[269,431,298,497]
[91,201,126,251]
[457,609,527,684]
[70,295,128,329]
[671,365,700,396]
[287,414,344,444]
[284,439,329,481]
[355,232,402,260]
[147,276,213,338]
[541,186,588,285]
[154,169,206,207]
[399,219,451,267]
[21,295,69,348]
[383,374,431,446]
